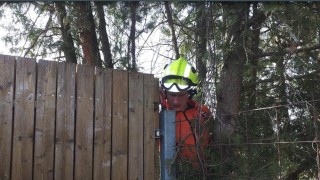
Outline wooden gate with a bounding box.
[0,54,160,180]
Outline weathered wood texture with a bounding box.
[111,70,128,180]
[0,55,15,180]
[34,60,57,180]
[0,54,159,180]
[12,57,36,180]
[55,62,76,180]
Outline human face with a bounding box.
[166,91,189,112]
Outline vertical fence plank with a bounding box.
[34,60,57,180]
[128,72,144,180]
[153,78,160,180]
[11,57,37,180]
[0,55,15,180]
[143,75,157,180]
[75,65,95,180]
[111,70,128,180]
[93,67,112,180]
[55,62,76,180]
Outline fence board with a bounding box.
[0,54,159,180]
[128,72,144,180]
[112,70,128,180]
[55,62,76,180]
[93,67,112,180]
[75,65,95,180]
[34,60,57,180]
[143,75,157,180]
[0,55,15,180]
[153,78,160,180]
[11,57,37,180]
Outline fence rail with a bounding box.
[0,54,160,180]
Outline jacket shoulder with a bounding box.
[187,100,212,118]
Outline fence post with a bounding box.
[160,110,176,180]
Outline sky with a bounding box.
[0,4,171,78]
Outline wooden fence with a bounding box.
[0,54,160,180]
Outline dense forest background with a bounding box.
[1,1,320,179]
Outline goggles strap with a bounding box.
[188,89,197,99]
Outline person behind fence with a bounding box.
[160,57,213,175]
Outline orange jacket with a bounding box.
[163,99,212,165]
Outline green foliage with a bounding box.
[1,2,320,179]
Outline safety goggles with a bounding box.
[161,75,197,92]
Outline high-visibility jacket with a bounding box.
[163,99,212,166]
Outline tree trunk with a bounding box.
[195,2,208,97]
[74,2,102,67]
[95,2,113,68]
[164,1,179,59]
[215,2,250,143]
[247,3,259,109]
[128,1,138,71]
[55,2,77,64]
[215,3,250,175]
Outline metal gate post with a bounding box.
[160,110,176,180]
